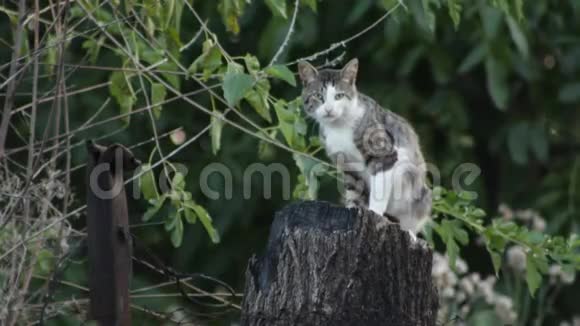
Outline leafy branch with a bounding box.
[431,187,579,296]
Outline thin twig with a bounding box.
[0,0,27,159]
[268,0,299,66]
[286,1,402,66]
[7,86,220,157]
[11,81,111,115]
[23,0,40,224]
[101,2,333,171]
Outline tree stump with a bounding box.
[241,201,438,326]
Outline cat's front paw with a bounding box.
[369,205,385,217]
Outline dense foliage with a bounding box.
[0,0,579,324]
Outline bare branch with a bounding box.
[268,0,299,66]
[286,2,402,66]
[0,0,27,159]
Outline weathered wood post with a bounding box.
[86,141,140,326]
[241,201,438,326]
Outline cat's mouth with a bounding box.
[320,111,339,121]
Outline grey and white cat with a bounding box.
[298,58,431,235]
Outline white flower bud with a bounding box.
[533,216,546,232]
[442,287,455,298]
[498,203,513,220]
[459,277,475,295]
[456,258,468,274]
[506,246,527,272]
[494,295,517,324]
[561,269,576,285]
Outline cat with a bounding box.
[297,58,431,235]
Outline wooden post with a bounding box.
[86,141,140,326]
[241,201,438,326]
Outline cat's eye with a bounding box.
[310,93,323,102]
[335,93,345,100]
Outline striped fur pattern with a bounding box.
[298,58,431,234]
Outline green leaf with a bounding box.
[188,39,223,79]
[244,54,261,74]
[409,0,436,39]
[191,204,220,243]
[258,130,277,160]
[434,219,468,269]
[139,164,158,200]
[447,0,462,28]
[184,203,197,224]
[109,71,136,125]
[158,62,181,90]
[227,61,245,74]
[275,100,297,146]
[485,56,509,110]
[458,191,477,201]
[292,174,309,200]
[558,82,580,103]
[211,110,224,155]
[161,0,176,30]
[458,44,485,74]
[265,64,297,86]
[446,237,461,269]
[513,0,524,20]
[473,208,486,217]
[222,68,254,106]
[481,6,503,39]
[487,248,502,275]
[265,0,287,18]
[300,0,317,11]
[164,208,178,231]
[245,89,272,122]
[380,0,398,10]
[82,37,105,64]
[293,154,325,200]
[274,98,306,150]
[44,35,58,75]
[36,249,54,275]
[506,16,529,59]
[245,78,272,122]
[143,196,165,221]
[526,231,545,245]
[151,83,167,119]
[172,172,185,190]
[494,220,519,236]
[170,211,183,247]
[484,228,507,275]
[468,310,502,326]
[217,0,246,34]
[526,253,542,296]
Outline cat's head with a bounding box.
[297,58,360,125]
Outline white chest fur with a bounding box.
[323,126,364,163]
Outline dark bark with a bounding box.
[86,141,140,326]
[241,201,438,326]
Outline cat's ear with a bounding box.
[341,58,359,85]
[298,61,318,85]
